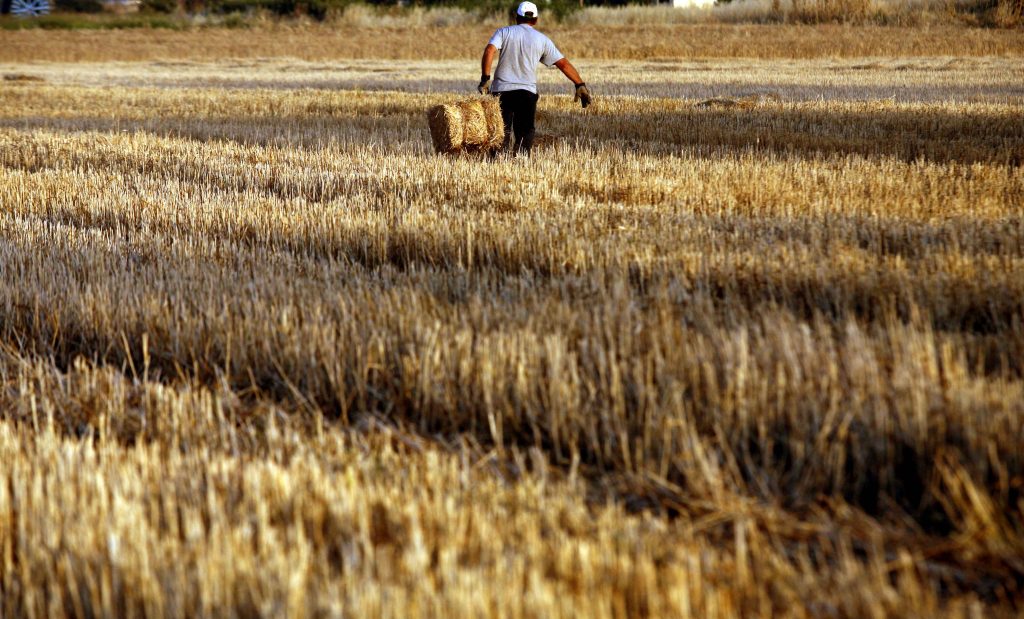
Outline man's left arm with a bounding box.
[554,58,591,109]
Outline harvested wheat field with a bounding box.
[0,17,1023,619]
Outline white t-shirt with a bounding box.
[488,24,564,95]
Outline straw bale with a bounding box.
[457,100,489,148]
[427,104,463,154]
[482,97,505,150]
[427,97,504,154]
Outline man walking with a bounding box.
[478,1,592,155]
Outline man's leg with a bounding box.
[511,91,539,155]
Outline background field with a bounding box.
[1,15,1023,619]
[4,22,1024,61]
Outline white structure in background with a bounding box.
[669,0,716,7]
[6,0,51,16]
[2,0,137,17]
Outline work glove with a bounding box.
[574,83,592,109]
[478,75,491,95]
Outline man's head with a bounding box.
[515,1,538,25]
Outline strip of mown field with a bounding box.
[2,23,1023,63]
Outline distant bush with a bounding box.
[788,0,872,23]
[264,0,580,23]
[53,0,104,13]
[139,0,177,13]
[209,0,355,20]
[0,12,188,27]
[572,0,1024,27]
[405,0,581,22]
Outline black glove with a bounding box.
[574,83,592,109]
[478,74,491,95]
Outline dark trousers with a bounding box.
[493,90,539,154]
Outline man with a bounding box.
[478,1,592,155]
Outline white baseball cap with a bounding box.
[516,1,539,17]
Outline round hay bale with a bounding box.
[456,100,489,149]
[481,97,505,150]
[427,104,463,154]
[427,97,506,155]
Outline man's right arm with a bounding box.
[479,44,498,94]
[481,44,498,82]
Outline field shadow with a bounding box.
[540,104,1024,166]
[48,75,1024,105]
[4,96,1020,166]
[0,115,422,151]
[590,80,1024,104]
